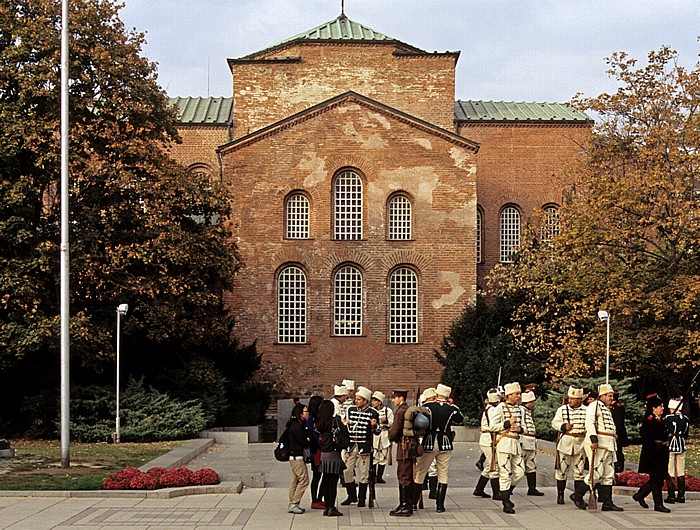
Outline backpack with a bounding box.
[274,428,290,462]
[332,416,350,451]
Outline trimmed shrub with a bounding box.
[158,467,195,488]
[192,468,220,485]
[102,466,219,490]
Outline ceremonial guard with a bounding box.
[331,384,347,418]
[473,388,501,499]
[551,385,587,506]
[371,391,394,484]
[420,388,439,500]
[632,394,670,512]
[665,397,690,504]
[577,383,623,511]
[341,379,355,418]
[489,381,525,514]
[341,386,379,508]
[388,390,420,517]
[520,391,543,496]
[414,384,463,513]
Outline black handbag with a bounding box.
[274,428,290,462]
[332,417,350,450]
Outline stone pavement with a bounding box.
[1,442,700,529]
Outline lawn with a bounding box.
[624,430,700,476]
[0,439,184,490]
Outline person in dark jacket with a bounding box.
[665,397,690,503]
[315,399,346,517]
[306,395,324,510]
[286,403,310,515]
[632,394,670,513]
[611,391,629,473]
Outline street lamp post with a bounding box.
[115,304,128,443]
[598,310,610,384]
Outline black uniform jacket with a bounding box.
[638,414,669,476]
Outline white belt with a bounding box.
[289,456,304,461]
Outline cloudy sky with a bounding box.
[120,0,699,104]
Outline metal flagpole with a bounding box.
[60,0,71,469]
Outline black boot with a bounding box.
[475,453,485,471]
[473,475,491,498]
[653,486,671,513]
[556,480,566,504]
[357,483,367,508]
[436,483,448,513]
[665,475,676,504]
[376,465,386,484]
[390,486,412,516]
[501,490,515,514]
[412,481,421,510]
[428,476,438,499]
[633,481,652,508]
[677,476,686,503]
[490,478,502,500]
[526,472,544,496]
[600,485,624,512]
[340,482,357,505]
[570,480,588,510]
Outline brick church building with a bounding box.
[167,14,591,397]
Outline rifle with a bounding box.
[368,451,376,508]
[672,367,700,414]
[413,386,424,510]
[479,391,498,473]
[554,393,567,472]
[588,400,599,510]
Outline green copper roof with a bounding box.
[455,100,590,123]
[168,97,232,124]
[240,14,425,59]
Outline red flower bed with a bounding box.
[617,470,700,491]
[102,466,219,490]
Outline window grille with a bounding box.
[334,170,362,240]
[286,194,310,239]
[278,266,306,343]
[500,206,521,263]
[541,205,560,242]
[388,195,412,240]
[476,210,482,263]
[334,265,362,335]
[389,267,418,343]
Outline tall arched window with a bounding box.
[388,194,412,240]
[500,206,521,263]
[334,170,362,240]
[541,205,560,242]
[334,265,362,335]
[389,267,418,343]
[278,266,306,343]
[476,209,483,263]
[285,193,310,239]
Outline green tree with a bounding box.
[489,46,700,396]
[0,0,253,432]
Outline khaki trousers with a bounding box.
[343,446,371,484]
[497,451,524,491]
[668,452,686,477]
[479,444,499,479]
[522,448,537,474]
[414,447,452,484]
[288,460,309,504]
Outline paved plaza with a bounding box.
[1,442,699,529]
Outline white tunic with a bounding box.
[488,401,523,455]
[584,399,617,452]
[551,403,587,455]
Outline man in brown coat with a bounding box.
[388,390,415,517]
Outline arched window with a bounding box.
[389,267,418,343]
[334,265,362,335]
[278,266,306,343]
[541,205,560,242]
[388,194,412,240]
[500,206,521,263]
[285,193,310,239]
[334,170,362,240]
[476,209,483,264]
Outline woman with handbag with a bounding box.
[315,399,347,516]
[286,403,310,515]
[306,395,324,509]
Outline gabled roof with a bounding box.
[168,97,232,125]
[455,100,590,123]
[238,14,428,60]
[218,91,479,154]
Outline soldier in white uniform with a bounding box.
[551,385,587,506]
[489,381,525,514]
[419,388,440,500]
[576,383,623,511]
[474,388,501,499]
[371,391,394,484]
[331,384,348,418]
[341,379,355,418]
[520,391,544,496]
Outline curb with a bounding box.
[0,481,243,499]
[138,438,214,472]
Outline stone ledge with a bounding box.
[138,438,214,472]
[198,430,248,445]
[0,481,243,499]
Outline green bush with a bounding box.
[533,377,644,442]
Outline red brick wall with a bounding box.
[231,43,457,137]
[221,97,477,397]
[168,125,230,176]
[457,122,591,288]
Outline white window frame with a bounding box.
[285,193,310,239]
[277,266,307,343]
[388,194,412,240]
[500,206,521,263]
[333,265,362,335]
[541,205,560,242]
[334,170,362,240]
[389,267,418,343]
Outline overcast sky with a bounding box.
[120,0,700,104]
